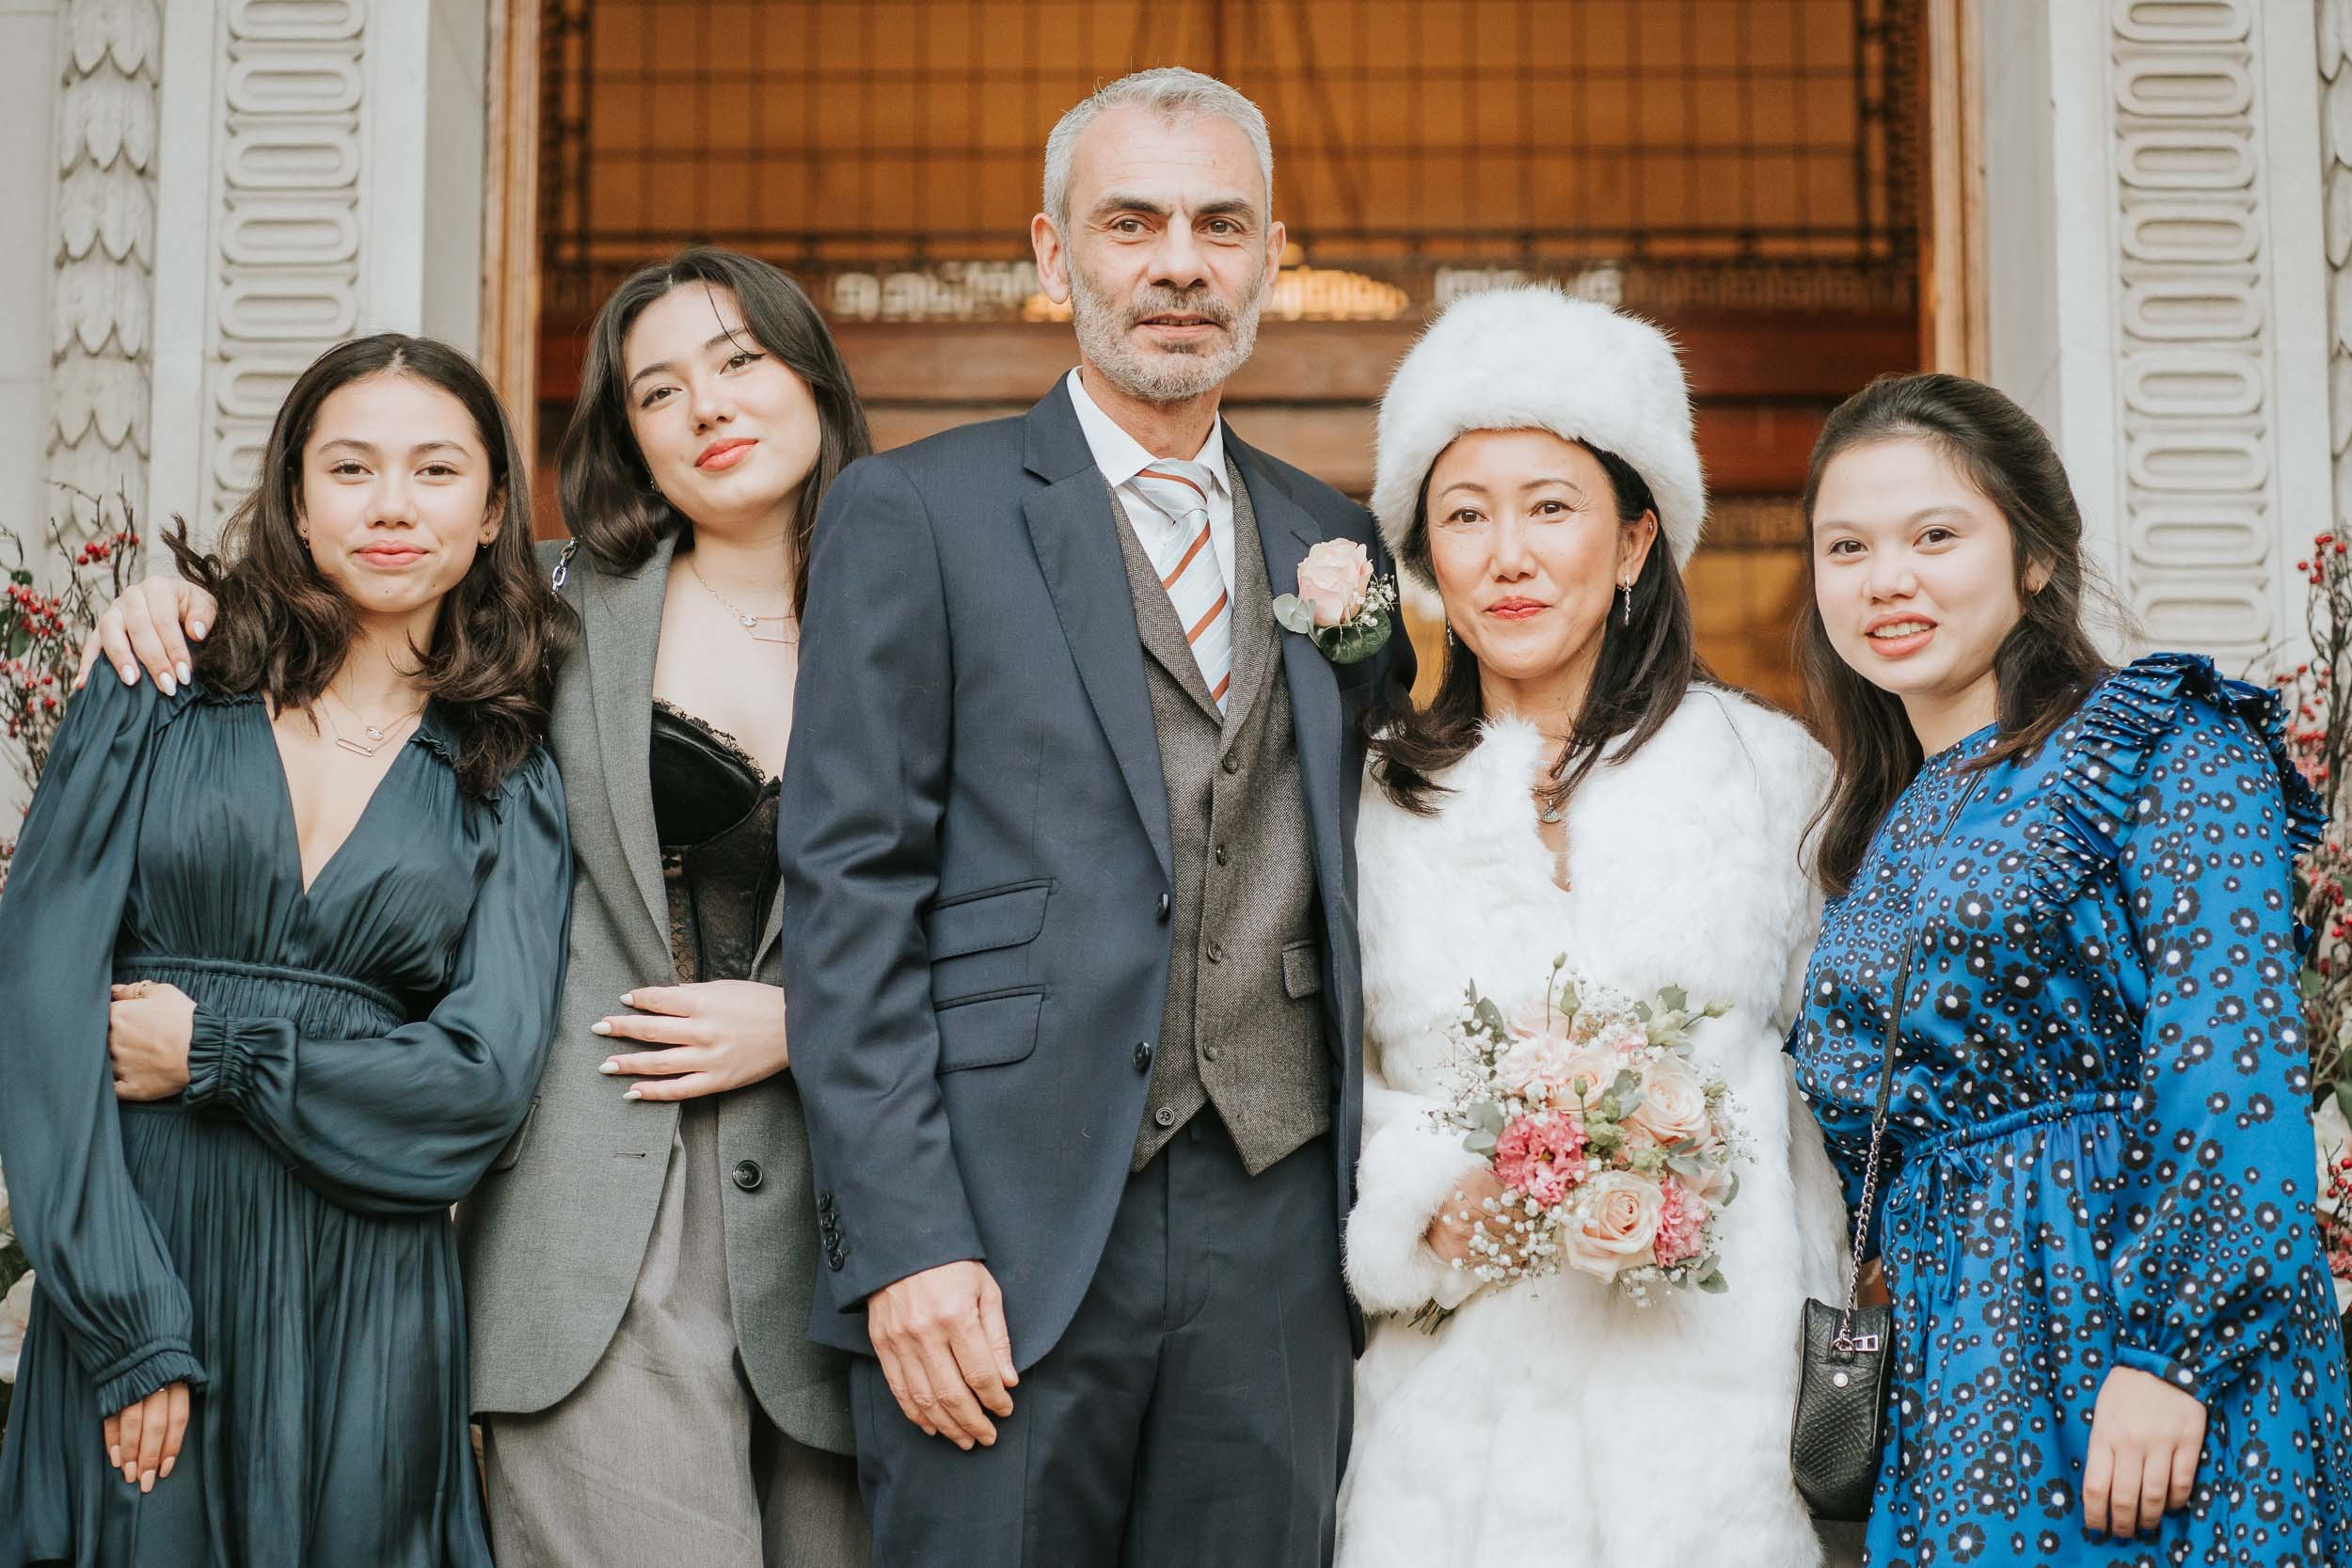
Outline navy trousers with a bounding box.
[851,1119,1352,1568]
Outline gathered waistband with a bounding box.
[115,953,403,1022]
[1909,1089,2127,1161]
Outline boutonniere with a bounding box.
[1272,539,1398,665]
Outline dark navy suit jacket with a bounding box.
[778,380,1416,1368]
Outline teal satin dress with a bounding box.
[0,674,570,1566]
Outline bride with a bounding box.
[1337,287,1851,1566]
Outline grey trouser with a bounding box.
[852,1117,1352,1568]
[481,1104,870,1568]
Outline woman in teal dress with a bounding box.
[1789,373,2352,1565]
[0,334,573,1566]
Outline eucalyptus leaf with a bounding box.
[2336,1082,2352,1127]
[1473,997,1509,1039]
[1698,1270,1728,1293]
[1271,593,1317,635]
[1318,607,1393,665]
[1464,1129,1498,1155]
[1471,1101,1508,1134]
[1658,985,1689,1014]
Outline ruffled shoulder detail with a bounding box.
[2026,651,2324,925]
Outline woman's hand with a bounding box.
[74,575,217,694]
[1422,1166,1519,1269]
[2083,1365,2207,1538]
[1857,1256,1890,1307]
[108,982,197,1101]
[595,981,791,1101]
[103,1379,189,1492]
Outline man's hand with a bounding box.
[74,575,216,694]
[866,1259,1018,1449]
[103,1380,190,1492]
[108,982,197,1101]
[2083,1365,2206,1538]
[596,981,793,1101]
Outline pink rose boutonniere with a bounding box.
[1272,539,1397,665]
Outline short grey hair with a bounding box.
[1042,67,1274,232]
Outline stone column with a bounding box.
[148,0,489,540]
[1979,0,2333,671]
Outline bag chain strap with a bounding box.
[1835,766,1989,1351]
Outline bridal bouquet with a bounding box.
[1422,958,1745,1320]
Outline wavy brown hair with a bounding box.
[1800,372,2112,897]
[557,246,870,613]
[166,334,571,799]
[1370,441,1703,816]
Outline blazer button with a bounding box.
[1134,1040,1154,1072]
[1153,1106,1177,1128]
[1206,941,1224,963]
[1156,892,1171,922]
[827,1248,845,1271]
[732,1160,764,1192]
[1221,756,1239,775]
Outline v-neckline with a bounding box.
[258,698,421,899]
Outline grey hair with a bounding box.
[1041,67,1274,231]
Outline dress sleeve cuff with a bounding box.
[1344,1110,1493,1316]
[90,1342,207,1415]
[2113,1340,2205,1403]
[183,1005,248,1113]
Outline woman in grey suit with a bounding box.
[80,249,873,1568]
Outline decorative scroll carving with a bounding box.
[47,0,161,535]
[196,0,368,529]
[2111,0,2278,657]
[2323,0,2352,577]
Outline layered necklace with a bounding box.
[320,683,425,757]
[688,558,796,645]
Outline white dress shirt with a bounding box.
[1065,368,1236,593]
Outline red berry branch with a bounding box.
[2279,531,2352,1094]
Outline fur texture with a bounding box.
[1369,286,1708,581]
[1336,689,1852,1568]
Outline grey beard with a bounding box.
[1069,262,1266,405]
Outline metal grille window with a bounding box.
[541,0,1917,320]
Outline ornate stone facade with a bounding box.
[46,0,161,535]
[2105,0,2318,664]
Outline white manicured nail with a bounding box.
[591,1021,612,1036]
[157,673,176,696]
[190,622,207,639]
[598,1060,619,1074]
[176,662,191,684]
[624,1089,642,1101]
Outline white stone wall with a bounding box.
[1982,0,2334,673]
[0,1,64,546]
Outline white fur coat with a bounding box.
[1336,690,1852,1568]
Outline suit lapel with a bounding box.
[584,531,677,974]
[1217,454,1277,750]
[1232,435,1346,919]
[1021,384,1175,882]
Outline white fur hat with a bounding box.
[1370,286,1707,583]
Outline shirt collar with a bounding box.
[1064,368,1228,495]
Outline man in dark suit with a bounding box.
[779,66,1415,1568]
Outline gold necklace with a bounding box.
[688,559,796,645]
[321,686,426,757]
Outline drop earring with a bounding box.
[1443,622,1455,649]
[1620,579,1633,626]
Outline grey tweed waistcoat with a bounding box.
[1111,461,1330,1174]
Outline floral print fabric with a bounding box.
[1792,653,2352,1566]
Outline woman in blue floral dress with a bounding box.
[1789,372,2352,1565]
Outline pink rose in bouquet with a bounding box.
[1418,961,1743,1321]
[1295,539,1374,628]
[1563,1171,1665,1278]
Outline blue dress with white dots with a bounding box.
[1791,653,2352,1566]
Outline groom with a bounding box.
[779,66,1415,1568]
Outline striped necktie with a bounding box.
[1127,459,1232,713]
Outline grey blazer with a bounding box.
[458,531,852,1454]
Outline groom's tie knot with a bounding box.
[1128,460,1232,713]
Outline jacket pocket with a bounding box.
[924,879,1051,960]
[489,1095,540,1172]
[933,989,1045,1073]
[1281,941,1323,999]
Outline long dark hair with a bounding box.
[1370,441,1701,816]
[558,246,871,613]
[1800,372,2111,896]
[166,333,569,800]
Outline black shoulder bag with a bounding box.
[1791,769,1983,1521]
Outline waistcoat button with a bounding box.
[732,1160,764,1192]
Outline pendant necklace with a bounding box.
[689,559,797,645]
[321,686,425,758]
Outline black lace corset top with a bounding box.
[649,701,781,984]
